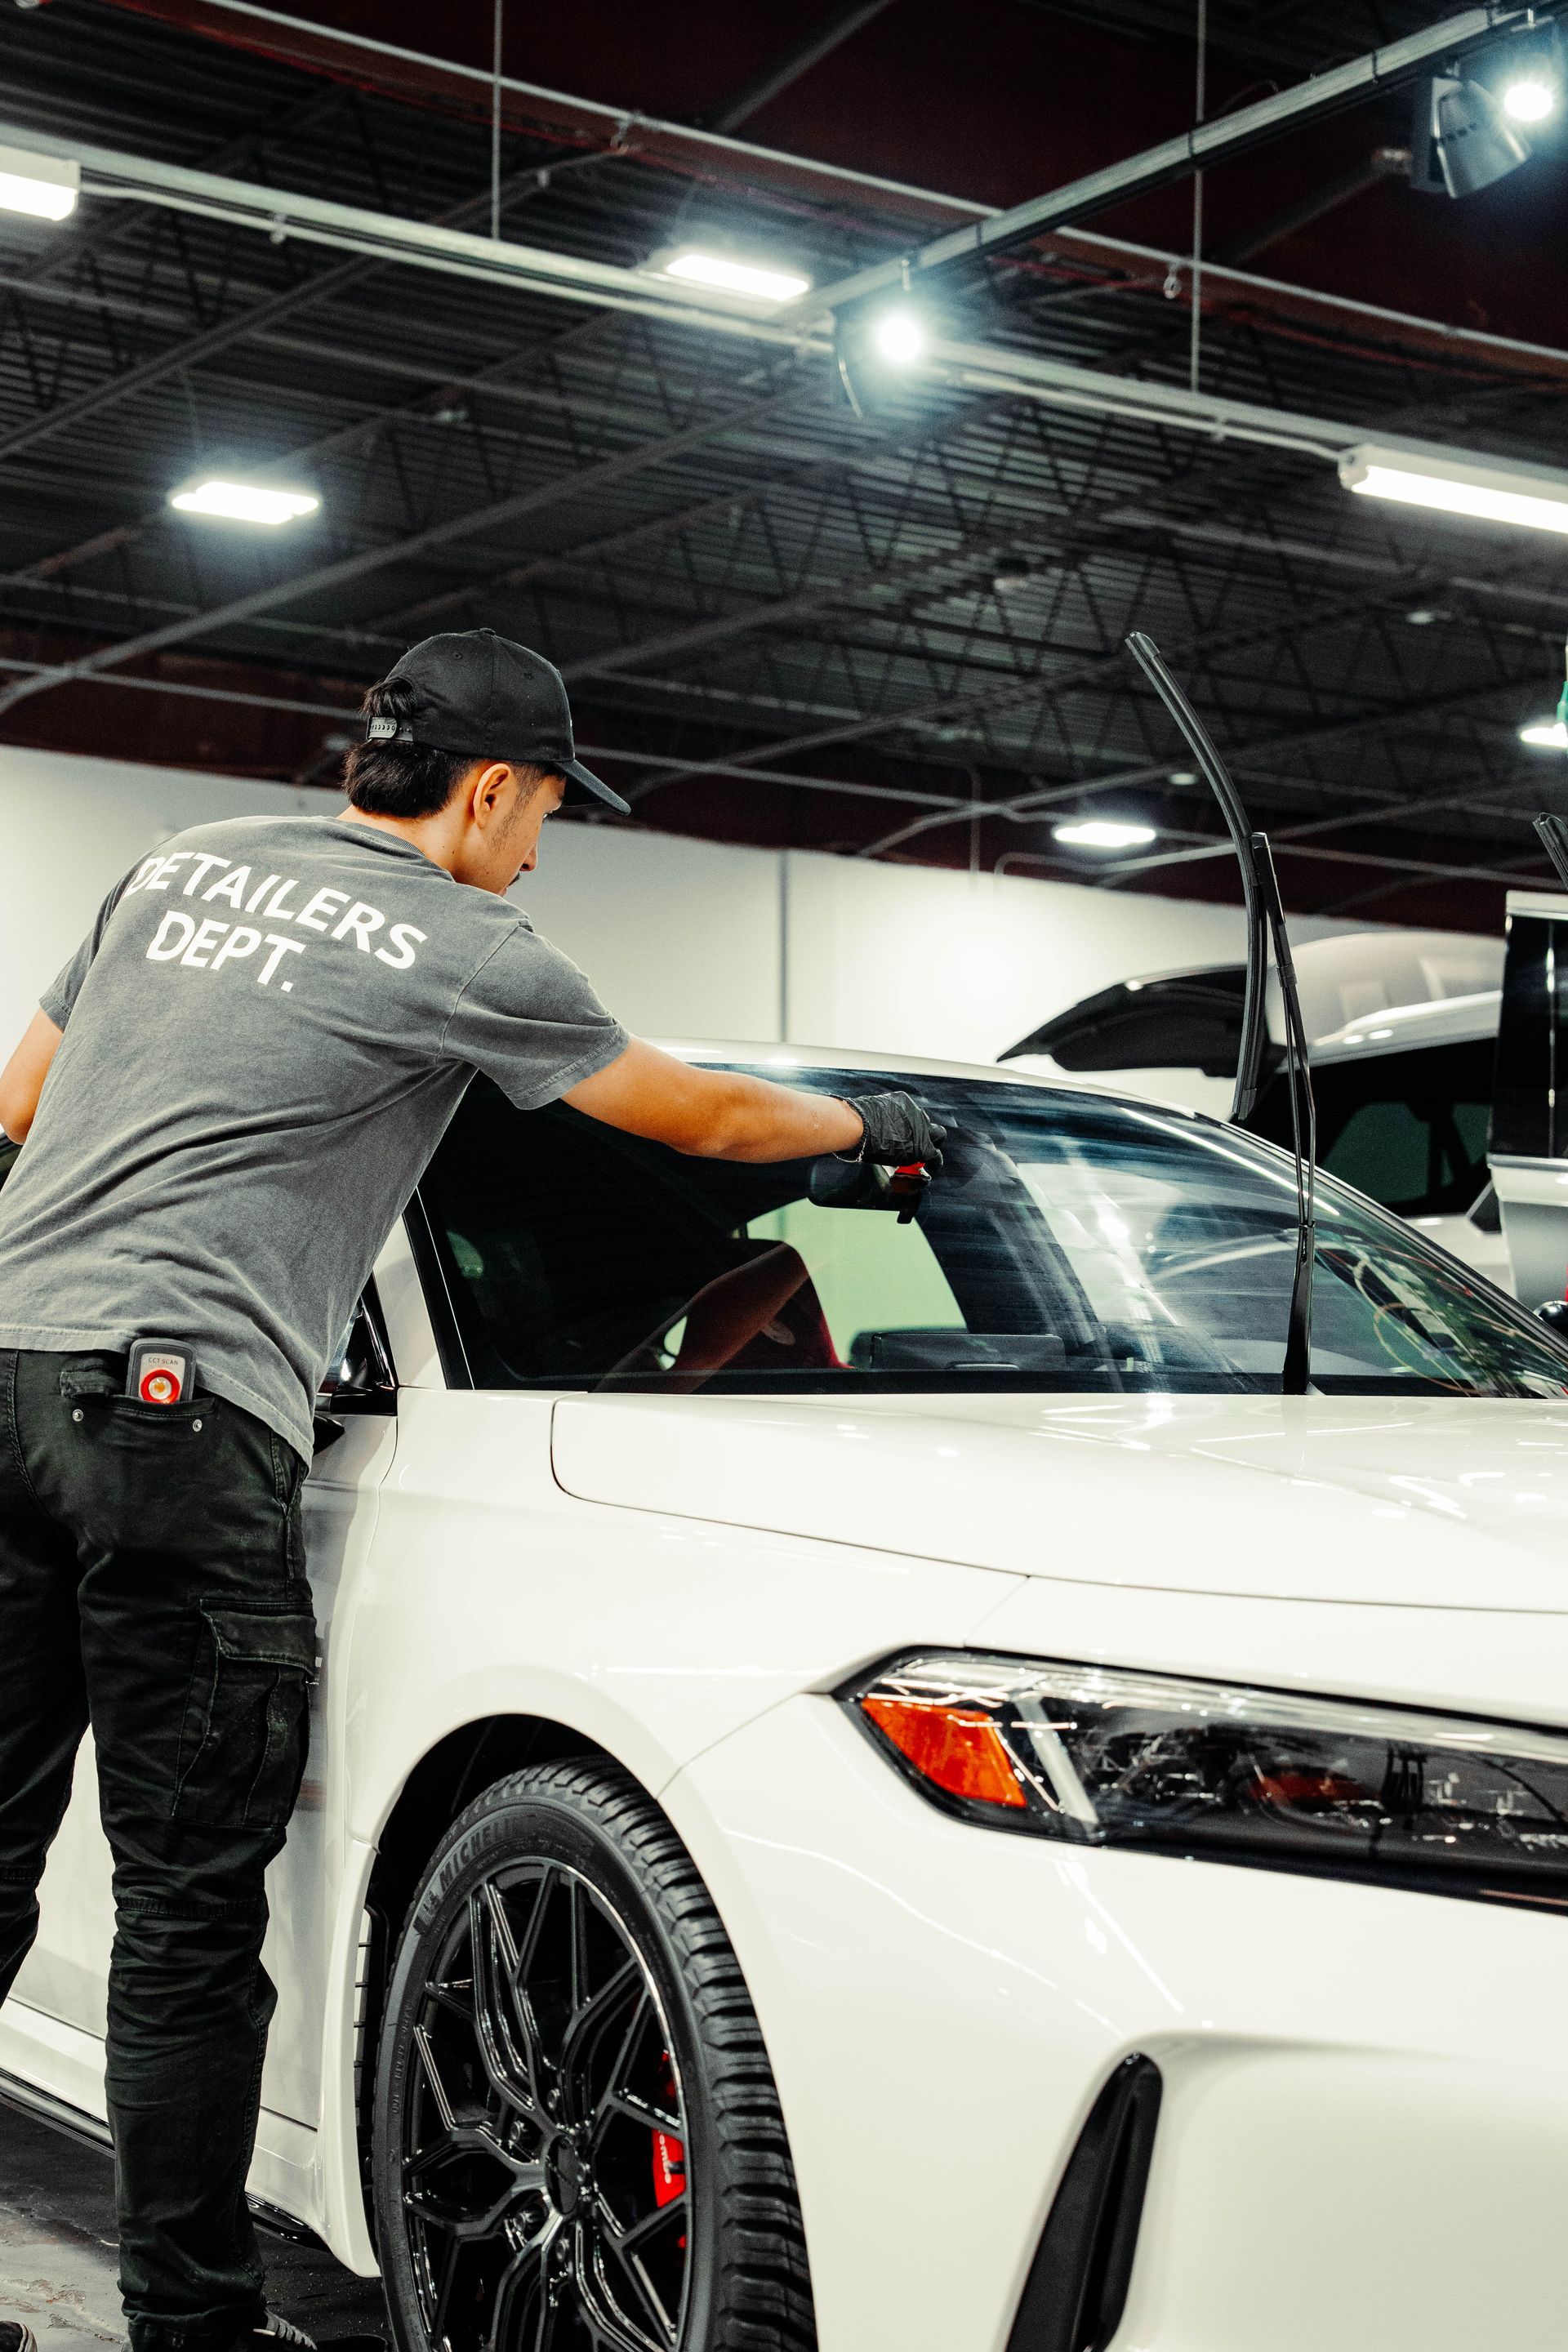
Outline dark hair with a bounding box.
[343,678,474,818]
[343,678,555,819]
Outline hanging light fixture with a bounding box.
[1339,444,1568,536]
[0,140,78,220]
[1053,818,1158,851]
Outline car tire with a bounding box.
[372,1758,817,2352]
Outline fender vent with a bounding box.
[1006,2054,1163,2352]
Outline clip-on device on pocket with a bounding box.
[127,1339,198,1405]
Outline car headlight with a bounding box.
[844,1652,1568,1912]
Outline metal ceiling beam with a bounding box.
[10,247,1562,723]
[1008,0,1356,75]
[706,0,897,131]
[610,332,1568,816]
[638,551,1544,842]
[1093,764,1557,889]
[370,391,1016,641]
[0,116,819,345]
[0,119,799,425]
[789,2,1552,318]
[0,364,813,714]
[1214,145,1411,266]
[0,639,1534,889]
[105,0,989,233]
[0,134,657,482]
[893,659,1552,857]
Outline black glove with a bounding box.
[838,1092,947,1169]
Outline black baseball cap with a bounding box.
[369,628,630,815]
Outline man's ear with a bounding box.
[469,760,513,825]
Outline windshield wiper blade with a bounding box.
[1125,630,1317,1395]
[1535,811,1568,893]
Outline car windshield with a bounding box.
[414,1066,1568,1400]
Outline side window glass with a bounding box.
[1325,1098,1434,1206]
[1250,1040,1494,1218]
[746,1199,963,1367]
[415,1072,1568,1401]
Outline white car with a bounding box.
[4,1045,1568,2352]
[1002,929,1511,1281]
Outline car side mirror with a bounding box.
[1535,1298,1568,1342]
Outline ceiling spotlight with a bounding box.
[991,566,1032,595]
[873,305,928,367]
[0,141,79,222]
[169,479,320,525]
[1168,768,1199,786]
[1417,75,1532,198]
[1520,719,1568,749]
[1503,76,1557,122]
[1053,818,1157,851]
[1405,607,1441,626]
[658,248,811,304]
[1340,443,1568,536]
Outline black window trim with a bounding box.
[404,1190,474,1392]
[315,1277,401,1418]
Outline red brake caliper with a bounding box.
[652,2053,687,2246]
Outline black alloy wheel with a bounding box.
[373,1760,816,2352]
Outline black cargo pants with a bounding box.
[0,1348,316,2352]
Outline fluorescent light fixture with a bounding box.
[0,142,79,223]
[1503,76,1556,122]
[169,479,320,525]
[659,248,811,304]
[873,305,927,366]
[1340,443,1568,537]
[1053,818,1157,850]
[1521,720,1568,749]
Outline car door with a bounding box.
[1,1291,397,2133]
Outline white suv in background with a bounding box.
[1003,929,1509,1282]
[4,1046,1568,2352]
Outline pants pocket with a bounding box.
[173,1605,318,1829]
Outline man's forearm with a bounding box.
[562,1040,951,1167]
[679,1070,862,1162]
[565,1040,863,1161]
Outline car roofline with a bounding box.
[1309,988,1501,1064]
[650,1038,1213,1113]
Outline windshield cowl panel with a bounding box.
[416,1067,1568,1405]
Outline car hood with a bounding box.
[551,1390,1568,1613]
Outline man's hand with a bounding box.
[0,1011,62,1144]
[564,1039,865,1163]
[838,1091,947,1168]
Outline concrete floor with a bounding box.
[0,2103,389,2350]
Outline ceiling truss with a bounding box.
[0,0,1565,924]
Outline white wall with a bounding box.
[512,824,782,1043]
[0,742,1383,1069]
[0,748,322,1056]
[782,850,1243,1063]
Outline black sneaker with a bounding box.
[0,2323,38,2352]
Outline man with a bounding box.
[0,629,942,2352]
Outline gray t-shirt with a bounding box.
[0,814,628,1463]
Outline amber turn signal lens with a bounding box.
[862,1695,1026,1808]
